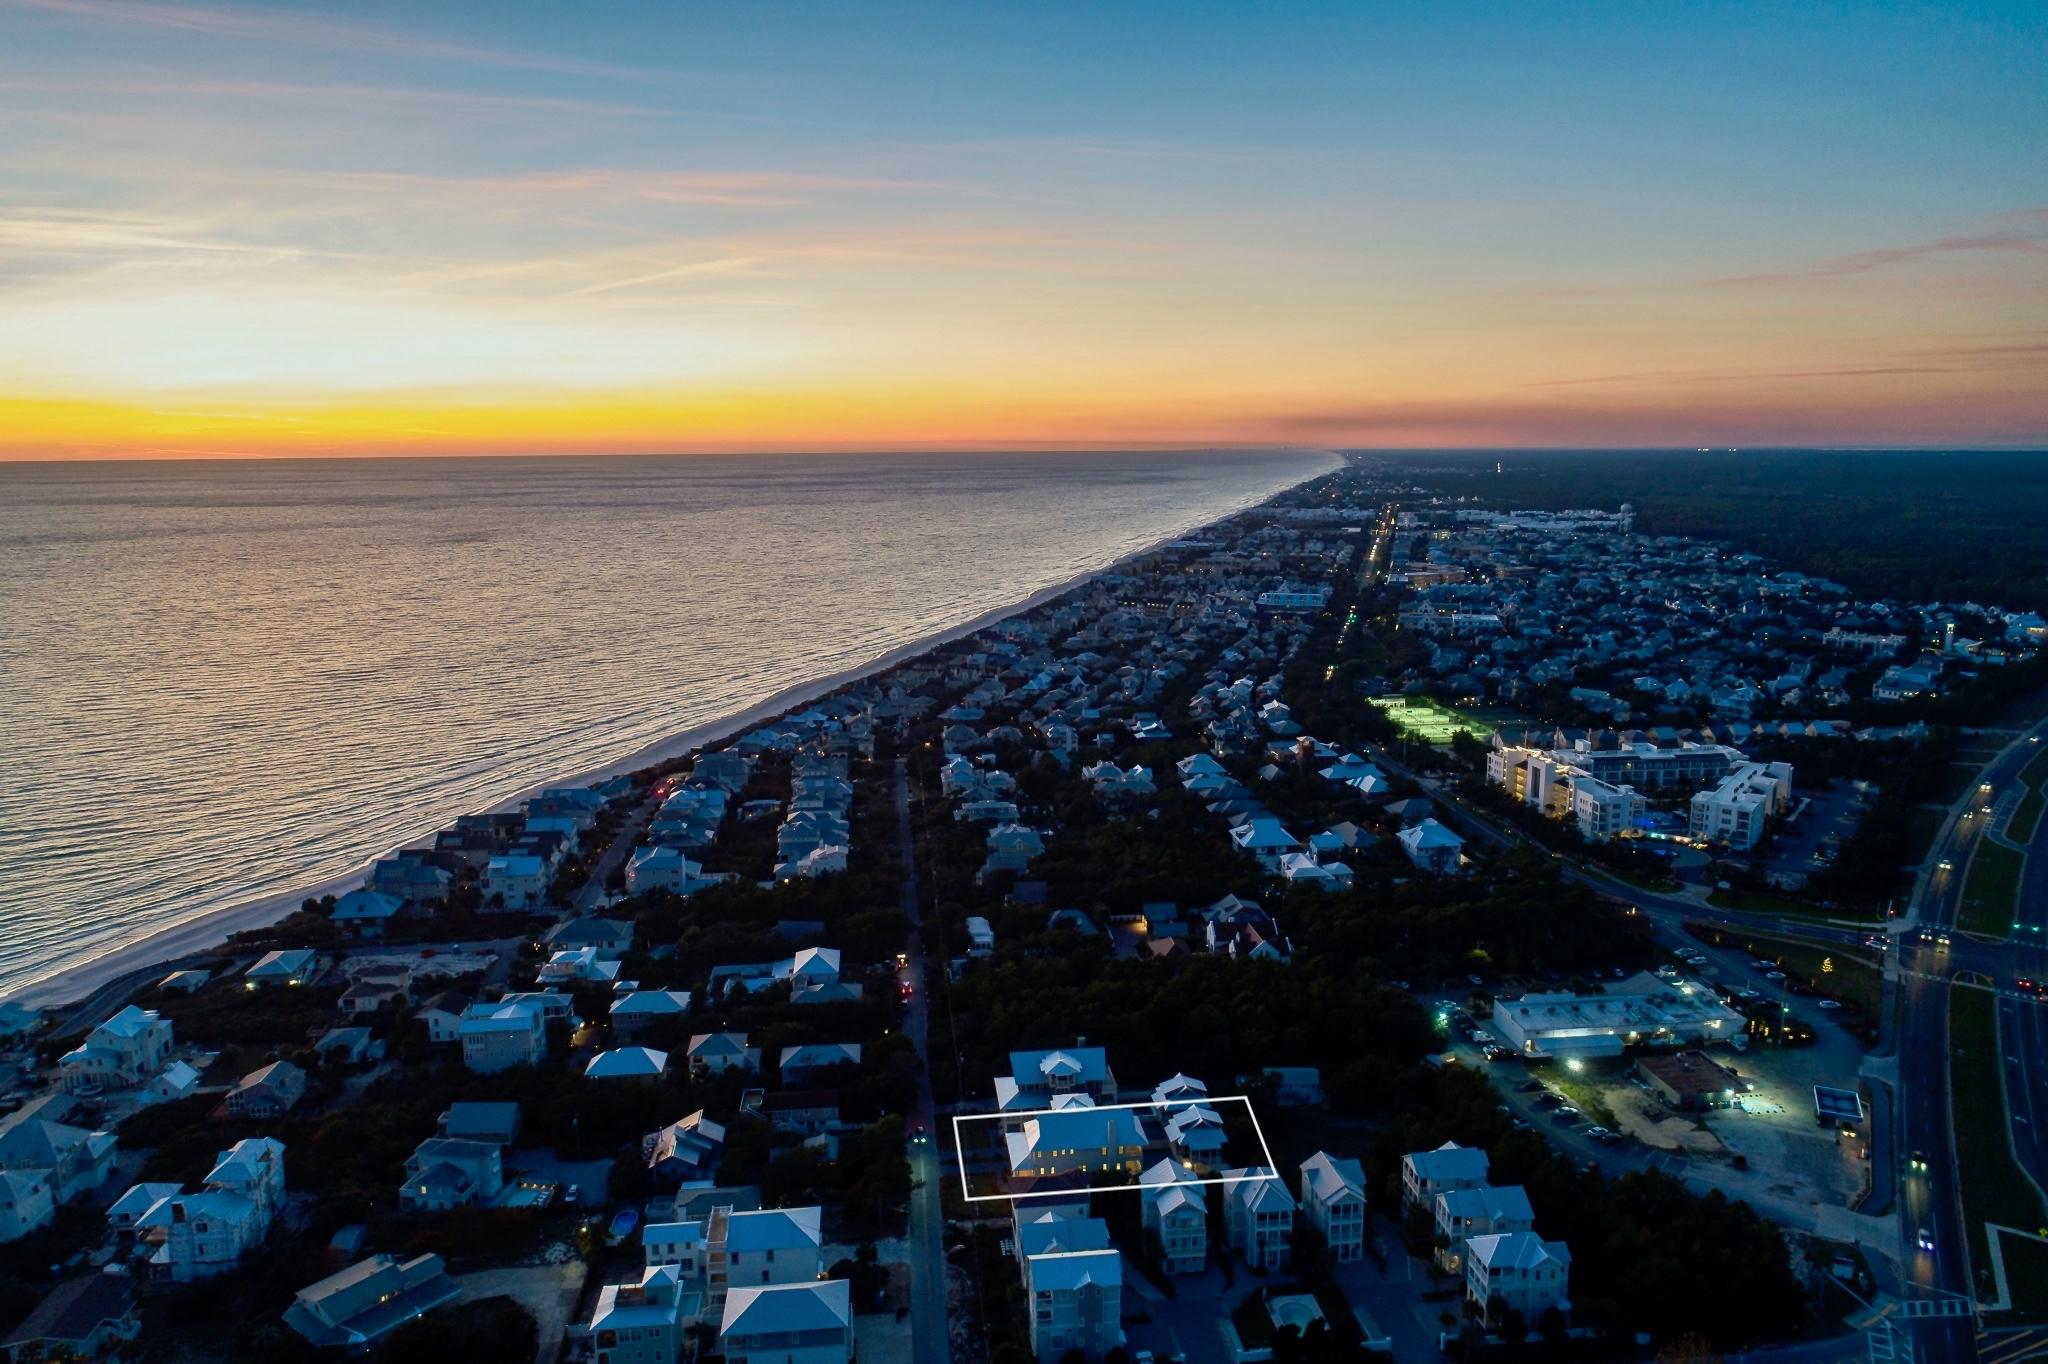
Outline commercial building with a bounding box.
[1490,972,1746,1060]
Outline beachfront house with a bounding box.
[245,949,320,987]
[329,888,404,938]
[59,1006,173,1091]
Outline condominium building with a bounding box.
[1688,761,1795,850]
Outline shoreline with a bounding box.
[5,451,1338,1010]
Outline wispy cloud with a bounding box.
[10,0,657,81]
[0,74,695,120]
[1524,363,1955,389]
[0,208,322,259]
[1713,209,2048,286]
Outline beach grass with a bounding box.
[1960,841,2026,937]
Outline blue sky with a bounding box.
[2,0,2044,454]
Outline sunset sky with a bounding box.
[3,0,2045,457]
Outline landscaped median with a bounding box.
[1960,840,2026,938]
[1949,989,2048,1307]
[2006,749,2048,845]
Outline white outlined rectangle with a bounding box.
[949,1093,1278,1203]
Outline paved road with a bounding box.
[893,754,950,1364]
[570,784,666,913]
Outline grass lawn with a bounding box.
[1905,806,1949,869]
[1708,888,1882,923]
[1942,761,1996,804]
[1544,1059,1624,1129]
[1960,841,2027,937]
[1995,1231,2048,1324]
[1699,926,1884,1018]
[2013,787,2045,845]
[1950,990,2048,1285]
[1758,938,1883,1018]
[2005,749,2048,845]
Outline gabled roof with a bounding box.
[1016,1212,1112,1258]
[1026,1248,1122,1292]
[1437,1183,1535,1226]
[585,1047,668,1079]
[1405,1140,1490,1184]
[1226,1167,1297,1213]
[720,1279,850,1338]
[721,1205,823,1252]
[1299,1151,1366,1204]
[1466,1230,1570,1273]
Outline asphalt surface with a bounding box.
[892,755,950,1364]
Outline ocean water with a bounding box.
[0,449,1333,998]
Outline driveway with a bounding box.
[450,1261,586,1364]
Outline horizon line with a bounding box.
[6,442,2048,465]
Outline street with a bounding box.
[894,753,950,1364]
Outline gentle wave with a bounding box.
[0,449,1333,997]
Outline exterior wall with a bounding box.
[0,1175,55,1242]
[1306,1190,1365,1263]
[461,1023,543,1073]
[1029,1281,1119,1363]
[724,1326,852,1364]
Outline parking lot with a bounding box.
[1755,779,1868,890]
